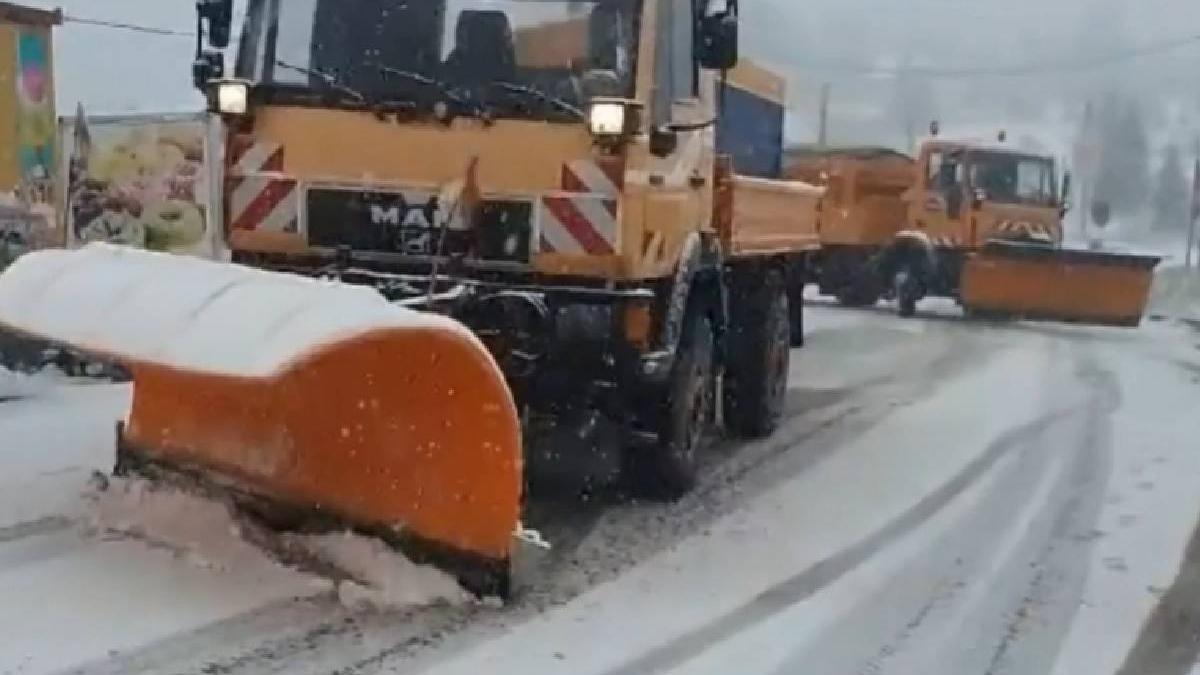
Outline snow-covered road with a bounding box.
[2,301,1199,675]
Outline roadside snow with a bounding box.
[1149,266,1200,322]
[0,381,130,529]
[0,367,46,399]
[0,380,468,675]
[86,477,303,576]
[298,533,470,610]
[87,477,468,611]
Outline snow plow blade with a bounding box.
[0,244,521,596]
[960,240,1162,328]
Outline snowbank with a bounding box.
[0,366,48,399]
[88,477,469,610]
[0,244,480,378]
[1149,266,1200,322]
[297,533,470,610]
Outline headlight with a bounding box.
[588,102,627,137]
[214,80,249,115]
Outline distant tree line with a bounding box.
[1082,93,1195,232]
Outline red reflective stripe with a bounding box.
[261,147,284,172]
[227,135,253,167]
[595,156,626,191]
[231,180,295,231]
[543,197,613,255]
[561,166,588,193]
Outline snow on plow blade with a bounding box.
[960,240,1162,328]
[0,244,521,596]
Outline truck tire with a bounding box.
[836,276,881,308]
[643,310,715,499]
[787,265,806,347]
[894,266,919,318]
[789,287,805,347]
[724,271,790,438]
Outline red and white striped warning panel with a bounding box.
[538,160,623,255]
[538,194,618,255]
[560,159,624,198]
[993,220,1055,242]
[226,137,299,234]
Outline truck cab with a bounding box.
[201,0,735,284]
[909,140,1067,250]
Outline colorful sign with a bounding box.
[61,114,214,256]
[15,28,53,183]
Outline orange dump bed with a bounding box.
[721,174,823,258]
[785,147,914,247]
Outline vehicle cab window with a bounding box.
[926,150,963,192]
[653,0,699,124]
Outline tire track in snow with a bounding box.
[599,406,1072,675]
[0,516,70,544]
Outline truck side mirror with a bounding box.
[197,0,234,49]
[1061,171,1072,206]
[649,126,679,157]
[192,51,225,90]
[698,3,738,71]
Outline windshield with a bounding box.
[968,151,1058,206]
[235,0,639,117]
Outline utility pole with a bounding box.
[1076,100,1096,241]
[817,82,831,149]
[1186,138,1199,270]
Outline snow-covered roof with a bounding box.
[0,244,474,377]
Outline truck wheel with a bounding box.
[894,267,919,318]
[787,263,807,347]
[643,311,715,499]
[725,271,790,438]
[836,280,881,308]
[789,286,805,348]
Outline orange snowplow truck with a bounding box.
[788,138,1161,326]
[0,0,822,596]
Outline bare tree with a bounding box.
[1093,94,1152,220]
[1153,144,1190,231]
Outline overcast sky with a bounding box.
[25,0,1200,147]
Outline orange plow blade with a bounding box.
[0,244,521,595]
[960,241,1162,328]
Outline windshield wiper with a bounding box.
[371,64,490,118]
[274,59,419,118]
[273,59,369,104]
[487,81,584,120]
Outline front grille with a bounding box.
[306,187,533,263]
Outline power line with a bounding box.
[62,15,195,38]
[801,34,1200,79]
[57,13,1200,80]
